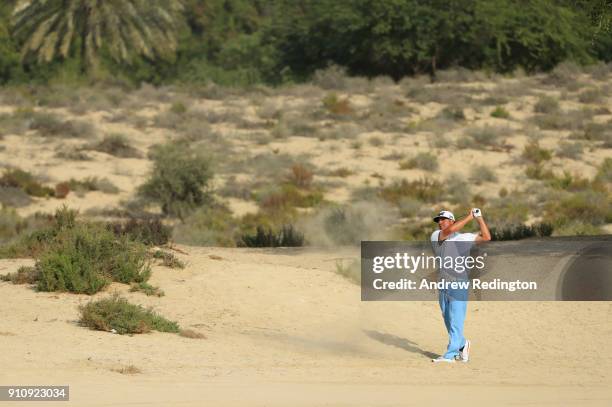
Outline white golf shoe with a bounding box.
[460,339,471,362]
[432,356,455,363]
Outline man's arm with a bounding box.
[474,215,491,243]
[439,210,474,240]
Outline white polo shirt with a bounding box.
[430,230,478,278]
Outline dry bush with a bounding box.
[312,65,351,90]
[406,84,476,105]
[379,179,443,204]
[435,68,491,83]
[578,87,604,104]
[55,146,91,161]
[0,168,54,198]
[399,152,438,171]
[258,184,324,210]
[300,201,397,246]
[172,204,238,247]
[334,259,360,284]
[287,164,314,189]
[112,365,142,375]
[89,134,142,158]
[179,329,206,339]
[540,62,583,87]
[457,125,512,150]
[0,266,40,284]
[533,96,559,114]
[469,166,497,185]
[322,93,354,116]
[67,177,120,195]
[152,250,185,269]
[556,141,584,159]
[328,167,354,177]
[530,109,594,131]
[587,62,612,81]
[107,217,171,246]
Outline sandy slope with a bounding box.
[1,246,611,406]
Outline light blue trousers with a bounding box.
[439,288,468,359]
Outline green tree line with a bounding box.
[0,0,610,86]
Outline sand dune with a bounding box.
[1,246,611,406]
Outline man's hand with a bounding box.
[473,208,491,242]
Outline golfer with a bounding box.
[430,208,491,363]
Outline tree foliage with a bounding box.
[0,0,610,84]
[11,0,185,76]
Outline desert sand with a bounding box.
[1,245,611,406]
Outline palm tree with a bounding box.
[11,0,184,72]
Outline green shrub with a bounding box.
[129,282,164,297]
[596,158,612,183]
[79,294,179,335]
[0,207,77,258]
[525,164,554,180]
[170,102,188,115]
[240,225,304,247]
[36,223,151,294]
[490,106,510,119]
[138,143,214,218]
[545,191,612,227]
[545,171,593,191]
[399,152,438,171]
[91,134,141,158]
[522,141,552,164]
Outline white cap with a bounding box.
[433,210,455,223]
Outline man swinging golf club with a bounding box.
[430,208,491,363]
